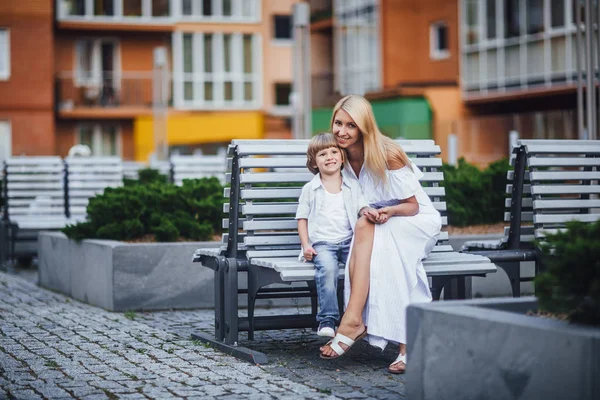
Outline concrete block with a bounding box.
[38,232,220,311]
[406,298,600,400]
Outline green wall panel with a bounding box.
[311,96,432,140]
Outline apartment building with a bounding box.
[310,0,579,165]
[0,0,297,162]
[0,0,55,163]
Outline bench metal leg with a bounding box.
[214,258,226,342]
[497,261,521,298]
[247,269,258,341]
[224,257,239,345]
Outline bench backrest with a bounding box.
[171,155,227,185]
[64,156,124,222]
[2,157,67,228]
[222,139,450,261]
[519,139,600,239]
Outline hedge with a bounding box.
[440,158,510,226]
[62,168,224,242]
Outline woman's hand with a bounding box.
[376,206,393,224]
[361,207,380,224]
[303,246,318,261]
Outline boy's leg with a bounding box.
[312,242,341,326]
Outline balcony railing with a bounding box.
[309,0,333,23]
[55,72,171,112]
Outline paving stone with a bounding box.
[1,270,406,399]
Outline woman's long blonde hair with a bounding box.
[330,95,411,183]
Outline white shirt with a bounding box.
[312,189,353,243]
[295,173,369,248]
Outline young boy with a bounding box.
[295,133,377,337]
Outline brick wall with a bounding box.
[0,0,55,155]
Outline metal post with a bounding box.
[447,134,458,166]
[152,47,169,161]
[575,0,586,139]
[292,2,311,139]
[509,130,520,157]
[585,0,596,139]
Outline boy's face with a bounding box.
[313,146,343,176]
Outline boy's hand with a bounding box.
[376,206,393,224]
[303,247,318,261]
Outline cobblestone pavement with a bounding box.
[0,271,405,399]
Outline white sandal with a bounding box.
[319,328,367,359]
[388,353,407,374]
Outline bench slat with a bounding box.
[530,184,600,195]
[527,157,600,168]
[532,199,600,209]
[533,214,600,224]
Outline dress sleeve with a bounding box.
[388,163,424,200]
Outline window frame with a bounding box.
[173,31,262,110]
[74,37,121,88]
[272,14,293,45]
[0,29,10,81]
[430,21,450,60]
[76,123,122,157]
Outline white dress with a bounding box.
[342,162,442,349]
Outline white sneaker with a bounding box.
[317,325,335,338]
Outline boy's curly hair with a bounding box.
[306,132,345,174]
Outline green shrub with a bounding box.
[124,167,169,187]
[62,174,224,243]
[535,220,600,325]
[441,158,510,226]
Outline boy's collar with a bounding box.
[309,173,349,190]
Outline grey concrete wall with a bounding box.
[448,234,535,297]
[406,298,600,400]
[38,232,220,311]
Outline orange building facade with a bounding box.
[309,0,579,166]
[0,0,56,161]
[0,0,298,162]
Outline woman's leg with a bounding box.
[320,216,375,357]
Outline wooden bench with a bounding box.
[1,157,68,265]
[64,156,124,222]
[171,155,227,185]
[192,139,497,356]
[521,139,600,261]
[460,146,536,297]
[462,139,600,296]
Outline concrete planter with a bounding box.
[38,232,220,312]
[406,297,600,400]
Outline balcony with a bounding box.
[57,0,174,31]
[55,72,171,119]
[309,0,333,31]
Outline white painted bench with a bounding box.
[171,155,227,185]
[192,139,496,346]
[64,156,124,222]
[522,139,600,244]
[1,157,68,264]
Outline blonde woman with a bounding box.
[319,95,442,374]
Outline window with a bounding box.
[181,0,260,21]
[486,0,496,39]
[551,0,565,27]
[505,0,520,38]
[59,0,172,20]
[274,83,292,105]
[527,0,544,34]
[335,0,380,95]
[430,22,449,60]
[273,15,292,40]
[175,32,260,108]
[0,29,9,80]
[77,124,120,156]
[465,0,479,44]
[0,121,11,165]
[75,39,119,86]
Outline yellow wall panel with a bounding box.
[134,111,264,161]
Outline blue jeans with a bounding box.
[312,238,351,325]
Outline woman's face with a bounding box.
[333,109,362,149]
